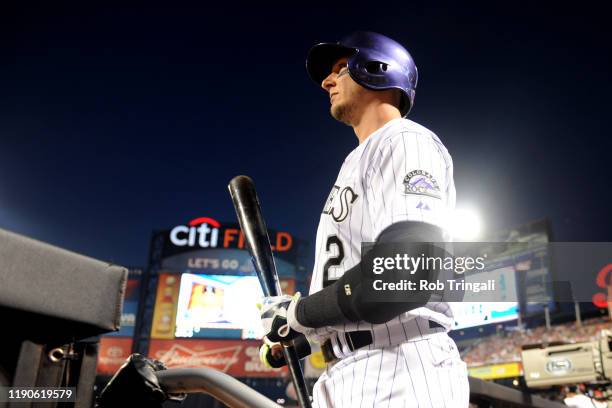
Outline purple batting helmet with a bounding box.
[306,31,418,116]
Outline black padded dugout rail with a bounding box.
[0,228,127,382]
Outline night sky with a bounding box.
[1,3,610,268]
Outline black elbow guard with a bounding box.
[336,221,448,325]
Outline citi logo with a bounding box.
[170,217,220,248]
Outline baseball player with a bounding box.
[260,32,470,407]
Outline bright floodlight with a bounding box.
[450,208,482,241]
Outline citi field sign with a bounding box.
[168,216,293,252]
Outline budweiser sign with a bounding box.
[148,339,286,378]
[154,343,242,372]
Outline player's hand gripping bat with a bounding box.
[228,175,312,408]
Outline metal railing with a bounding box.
[156,368,282,408]
[156,369,569,408]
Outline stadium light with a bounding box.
[450,207,482,241]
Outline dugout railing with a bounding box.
[468,377,566,408]
[153,369,567,408]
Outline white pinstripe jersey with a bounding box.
[309,117,456,344]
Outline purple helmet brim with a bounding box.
[306,42,358,85]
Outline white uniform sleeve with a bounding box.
[363,130,455,240]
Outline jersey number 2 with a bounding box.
[323,235,344,287]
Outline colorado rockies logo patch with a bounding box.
[323,185,358,222]
[403,170,441,199]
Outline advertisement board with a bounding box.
[450,265,519,330]
[144,216,303,349]
[154,216,301,278]
[97,337,133,376]
[148,339,287,378]
[151,271,296,340]
[150,273,181,339]
[174,273,264,339]
[468,362,523,380]
[105,268,143,337]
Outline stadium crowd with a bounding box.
[461,317,612,366]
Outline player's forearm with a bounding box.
[294,264,360,328]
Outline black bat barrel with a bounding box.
[228,175,282,297]
[228,175,312,408]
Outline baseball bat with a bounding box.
[228,175,312,408]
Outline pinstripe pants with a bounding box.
[312,332,469,408]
